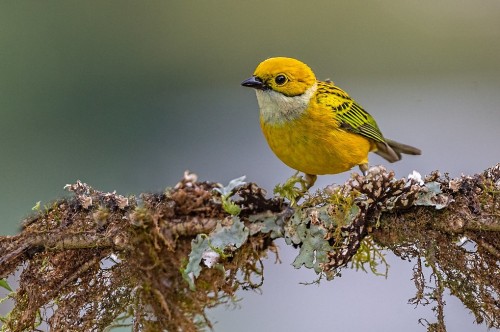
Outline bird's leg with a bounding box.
[358,163,369,176]
[276,172,317,206]
[304,174,317,189]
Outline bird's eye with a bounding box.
[275,74,288,86]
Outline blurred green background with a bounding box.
[1,1,499,331]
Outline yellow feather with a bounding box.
[242,57,421,183]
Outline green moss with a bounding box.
[220,195,241,216]
[350,236,389,277]
[273,172,309,206]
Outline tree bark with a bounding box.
[1,164,499,331]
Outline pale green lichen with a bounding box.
[414,181,451,210]
[284,207,334,274]
[213,176,246,215]
[247,211,285,238]
[182,217,249,290]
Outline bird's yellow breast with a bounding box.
[260,98,375,175]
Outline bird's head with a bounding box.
[241,57,316,97]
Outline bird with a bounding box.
[241,57,421,188]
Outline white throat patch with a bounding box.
[256,83,317,126]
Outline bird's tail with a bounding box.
[375,139,421,163]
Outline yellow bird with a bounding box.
[241,57,421,188]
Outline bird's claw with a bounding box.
[274,172,316,206]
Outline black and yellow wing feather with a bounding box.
[315,81,385,143]
[315,81,404,162]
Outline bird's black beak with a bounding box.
[241,76,266,90]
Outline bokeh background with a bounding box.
[1,1,499,331]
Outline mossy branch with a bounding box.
[0,164,499,332]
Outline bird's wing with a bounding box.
[316,81,386,143]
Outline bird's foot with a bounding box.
[358,163,369,176]
[304,174,317,189]
[274,172,316,206]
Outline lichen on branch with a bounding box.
[0,164,499,331]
